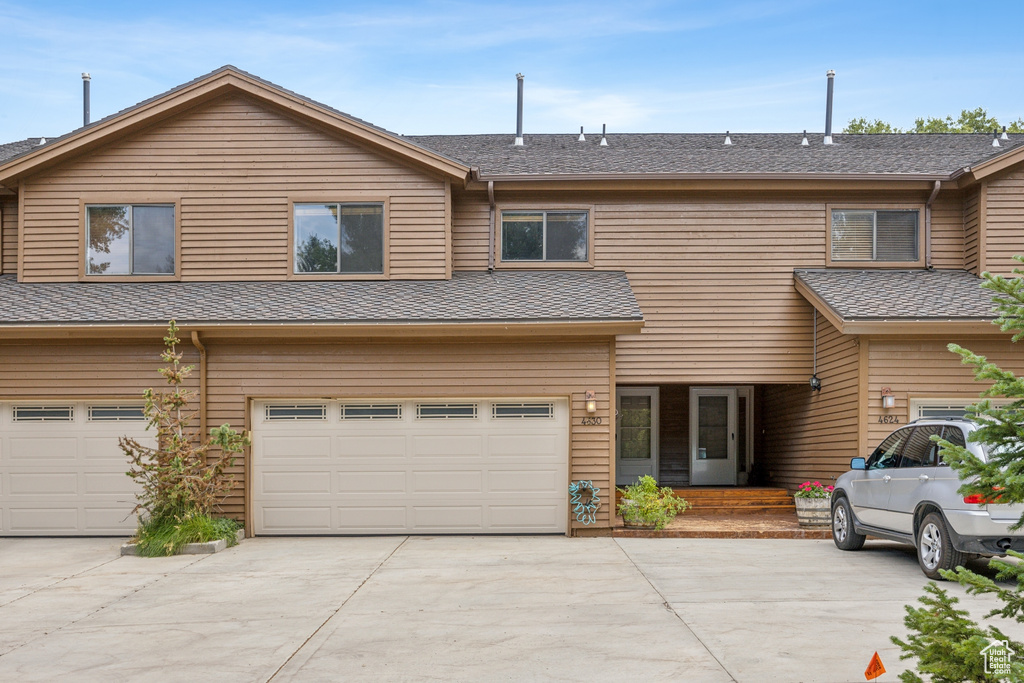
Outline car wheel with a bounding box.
[917,512,966,580]
[832,496,865,551]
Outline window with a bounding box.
[899,426,942,468]
[294,203,384,274]
[339,404,402,420]
[87,205,175,275]
[866,428,911,469]
[264,404,328,421]
[416,403,478,419]
[88,405,146,422]
[492,402,555,419]
[501,211,588,262]
[13,405,74,422]
[830,209,918,262]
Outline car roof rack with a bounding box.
[907,417,974,425]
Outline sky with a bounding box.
[1,1,1022,142]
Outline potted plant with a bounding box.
[794,480,834,526]
[617,475,691,530]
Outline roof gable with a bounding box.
[0,66,470,187]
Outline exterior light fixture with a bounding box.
[809,375,822,392]
[881,387,895,409]
[585,391,597,414]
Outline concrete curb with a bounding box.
[120,528,245,556]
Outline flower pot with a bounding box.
[794,497,831,527]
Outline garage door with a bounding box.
[0,402,150,536]
[252,398,569,535]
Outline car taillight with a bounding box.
[964,488,1004,504]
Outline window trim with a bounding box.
[79,196,181,281]
[495,204,595,269]
[287,196,390,280]
[825,203,924,268]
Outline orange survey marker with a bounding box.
[864,651,886,680]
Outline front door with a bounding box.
[690,387,737,486]
[615,387,659,486]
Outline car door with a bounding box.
[850,428,911,527]
[886,425,943,534]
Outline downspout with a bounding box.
[925,180,941,269]
[487,180,495,271]
[190,331,207,437]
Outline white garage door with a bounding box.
[252,398,569,535]
[0,402,150,536]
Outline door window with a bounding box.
[938,426,967,466]
[866,428,912,469]
[899,425,942,468]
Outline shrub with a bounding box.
[617,475,690,530]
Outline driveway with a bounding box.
[0,536,1019,682]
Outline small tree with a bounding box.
[121,320,249,527]
[892,258,1024,680]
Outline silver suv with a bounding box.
[831,418,1024,578]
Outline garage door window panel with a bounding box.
[88,406,145,421]
[492,403,555,419]
[13,406,74,422]
[416,403,478,419]
[340,404,402,420]
[265,404,328,421]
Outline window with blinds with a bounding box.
[831,209,918,262]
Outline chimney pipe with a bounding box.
[82,72,91,126]
[514,73,524,146]
[824,70,835,145]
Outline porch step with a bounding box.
[612,511,832,540]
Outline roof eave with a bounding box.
[0,318,645,340]
[469,172,953,191]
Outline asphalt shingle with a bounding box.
[0,270,642,326]
[795,269,996,321]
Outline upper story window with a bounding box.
[294,203,384,274]
[501,210,588,262]
[86,205,175,275]
[830,209,919,263]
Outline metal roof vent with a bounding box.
[801,130,809,146]
[37,137,46,145]
[600,124,608,147]
[993,130,1001,147]
[82,72,91,127]
[824,70,835,145]
[578,126,585,142]
[1001,126,1009,140]
[724,131,732,145]
[514,73,524,146]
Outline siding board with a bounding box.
[985,168,1024,275]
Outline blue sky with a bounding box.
[1,1,1022,141]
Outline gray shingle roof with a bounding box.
[407,133,1024,177]
[0,138,50,163]
[0,270,642,326]
[795,269,996,321]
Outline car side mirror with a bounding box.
[850,457,866,470]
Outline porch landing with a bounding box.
[612,487,833,540]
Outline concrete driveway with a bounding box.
[0,536,1020,682]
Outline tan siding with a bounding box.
[930,192,965,270]
[20,95,448,281]
[964,185,981,274]
[205,338,612,529]
[1,197,16,275]
[761,315,860,491]
[866,337,1024,448]
[985,168,1024,275]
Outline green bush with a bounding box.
[617,475,690,530]
[134,511,240,557]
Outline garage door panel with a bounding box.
[336,435,408,458]
[336,506,407,530]
[411,505,484,530]
[253,398,568,535]
[8,472,79,495]
[8,438,78,461]
[337,471,406,494]
[82,436,152,461]
[488,469,561,493]
[489,504,562,530]
[412,470,483,494]
[261,506,333,532]
[261,471,333,495]
[261,436,331,460]
[8,507,79,532]
[487,434,559,457]
[83,508,136,532]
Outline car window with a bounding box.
[866,428,912,469]
[938,426,967,466]
[899,425,942,467]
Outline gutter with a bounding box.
[472,172,953,183]
[925,180,941,269]
[487,181,495,271]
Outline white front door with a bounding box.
[615,387,659,486]
[690,387,737,486]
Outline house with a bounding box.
[1,66,1022,537]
